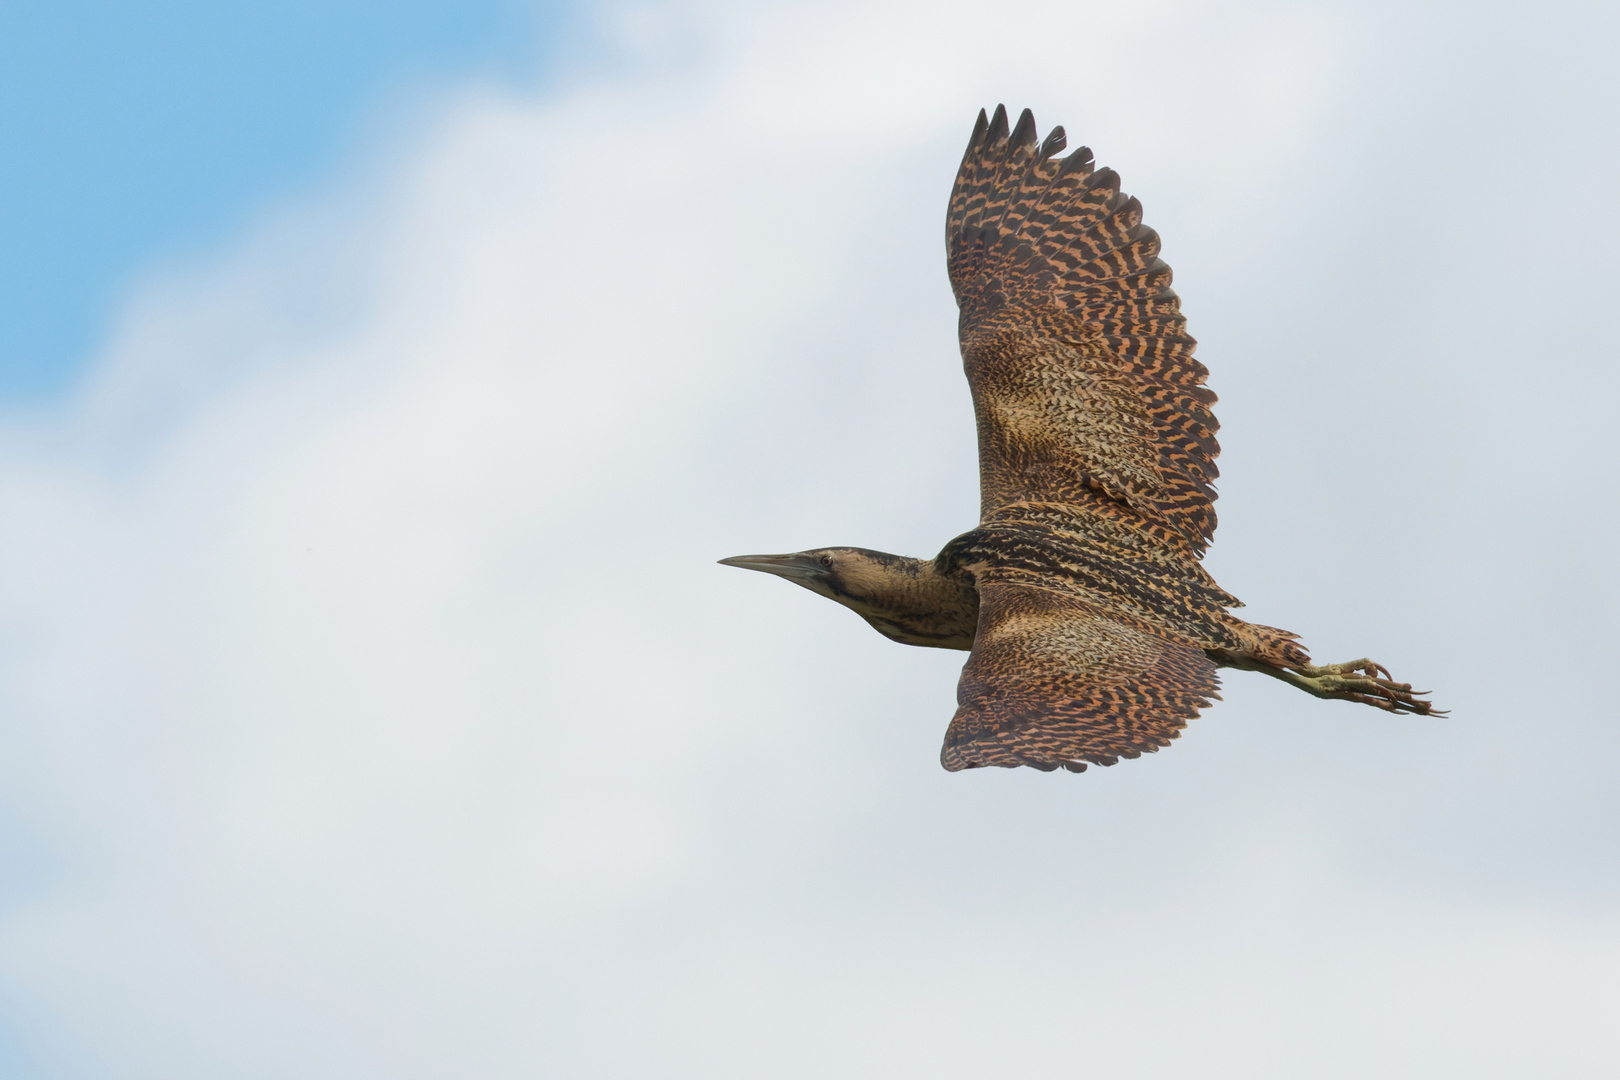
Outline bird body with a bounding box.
[723,105,1438,774]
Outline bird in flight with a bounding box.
[722,105,1440,773]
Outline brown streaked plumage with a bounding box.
[722,105,1440,774]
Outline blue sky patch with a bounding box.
[0,0,564,398]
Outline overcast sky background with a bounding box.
[0,0,1617,1076]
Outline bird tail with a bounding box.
[1231,621,1313,670]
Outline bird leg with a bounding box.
[1211,650,1444,715]
[1263,658,1442,715]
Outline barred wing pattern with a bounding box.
[936,493,1249,771]
[947,105,1220,551]
[942,580,1220,772]
[942,106,1232,771]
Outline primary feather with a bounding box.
[948,105,1218,551]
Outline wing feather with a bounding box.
[946,106,1221,551]
[942,581,1220,772]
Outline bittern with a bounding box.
[723,106,1439,773]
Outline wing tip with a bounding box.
[1009,108,1037,152]
[1057,145,1095,178]
[986,103,1010,145]
[963,106,1059,168]
[1039,125,1067,162]
[963,107,990,159]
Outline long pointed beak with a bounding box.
[717,553,823,581]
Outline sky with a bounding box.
[0,0,561,398]
[0,0,1618,1077]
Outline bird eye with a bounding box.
[819,554,834,568]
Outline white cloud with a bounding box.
[0,0,1616,1076]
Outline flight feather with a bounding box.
[946,106,1220,551]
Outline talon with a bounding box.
[1281,657,1442,716]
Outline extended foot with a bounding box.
[1280,658,1444,715]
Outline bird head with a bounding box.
[717,547,877,604]
[718,546,979,651]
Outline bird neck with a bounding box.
[832,554,979,651]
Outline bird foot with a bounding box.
[1284,658,1444,716]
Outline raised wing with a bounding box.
[941,580,1220,772]
[947,106,1221,553]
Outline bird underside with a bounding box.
[943,608,1444,775]
[933,496,1442,772]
